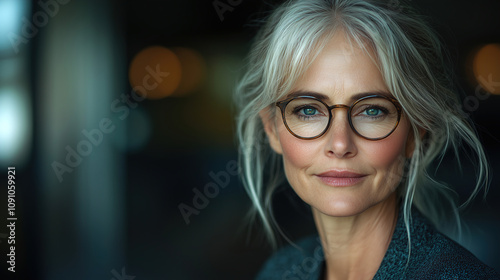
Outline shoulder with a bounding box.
[404,209,499,279]
[376,207,500,279]
[412,230,500,279]
[255,235,324,280]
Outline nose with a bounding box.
[324,109,357,158]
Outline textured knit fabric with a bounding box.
[256,207,500,279]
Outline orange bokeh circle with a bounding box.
[129,46,182,99]
[473,43,500,95]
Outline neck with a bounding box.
[313,193,398,280]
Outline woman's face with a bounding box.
[262,32,414,217]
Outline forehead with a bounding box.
[290,31,390,103]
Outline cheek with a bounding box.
[278,129,314,168]
[367,137,405,167]
[363,121,411,184]
[276,126,319,187]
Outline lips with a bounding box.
[316,170,367,187]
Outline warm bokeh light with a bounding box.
[171,47,206,97]
[129,46,182,99]
[473,43,500,95]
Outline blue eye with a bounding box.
[365,108,381,116]
[302,107,317,115]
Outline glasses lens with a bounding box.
[351,97,399,139]
[284,98,329,138]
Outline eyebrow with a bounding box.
[285,90,393,103]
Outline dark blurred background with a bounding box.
[0,0,499,279]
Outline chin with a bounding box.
[313,196,369,217]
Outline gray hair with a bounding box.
[234,0,489,251]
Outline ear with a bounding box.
[259,107,283,155]
[405,126,427,158]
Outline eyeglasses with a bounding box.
[275,95,402,140]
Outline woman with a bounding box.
[234,0,500,279]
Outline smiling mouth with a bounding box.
[315,171,367,187]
